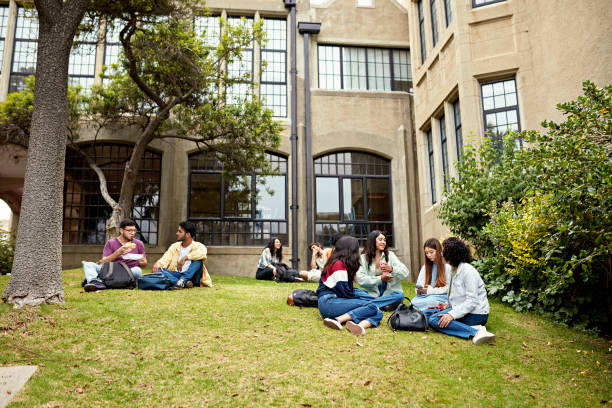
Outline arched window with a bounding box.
[314,151,393,246]
[63,143,161,245]
[188,152,288,245]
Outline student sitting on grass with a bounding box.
[356,230,408,311]
[411,238,452,310]
[151,221,210,289]
[425,237,495,345]
[317,236,384,336]
[298,241,327,282]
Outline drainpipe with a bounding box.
[298,22,321,248]
[284,0,299,269]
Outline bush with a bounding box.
[0,234,15,275]
[440,81,612,331]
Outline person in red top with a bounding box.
[316,236,383,336]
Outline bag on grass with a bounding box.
[272,262,300,283]
[288,289,318,308]
[387,296,428,331]
[137,272,173,290]
[98,261,136,289]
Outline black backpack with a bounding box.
[291,289,318,308]
[272,262,300,283]
[98,262,137,289]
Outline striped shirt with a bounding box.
[316,260,355,298]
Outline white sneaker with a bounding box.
[470,325,485,331]
[472,327,495,345]
[323,318,342,330]
[346,321,366,336]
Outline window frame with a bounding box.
[480,77,521,146]
[260,17,288,117]
[313,151,394,247]
[418,0,427,64]
[317,44,412,93]
[187,151,289,246]
[9,6,39,93]
[426,129,436,204]
[453,98,463,162]
[430,0,439,47]
[439,114,449,191]
[472,0,506,8]
[444,0,452,27]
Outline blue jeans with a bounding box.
[160,260,202,285]
[318,288,385,327]
[425,307,488,339]
[368,289,405,308]
[83,261,142,283]
[410,294,449,310]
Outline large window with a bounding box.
[226,16,254,105]
[453,99,462,162]
[69,17,98,90]
[426,129,436,204]
[418,1,427,64]
[103,20,126,81]
[318,45,411,92]
[188,152,288,245]
[260,18,287,117]
[9,7,38,92]
[481,78,520,145]
[430,0,439,47]
[439,115,449,190]
[444,0,453,26]
[473,0,506,7]
[63,143,161,245]
[314,151,393,247]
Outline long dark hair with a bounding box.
[265,238,283,262]
[424,238,447,288]
[323,236,361,280]
[442,237,471,268]
[363,230,389,268]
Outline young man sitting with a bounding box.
[82,219,147,292]
[152,221,211,289]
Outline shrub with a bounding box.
[0,234,15,275]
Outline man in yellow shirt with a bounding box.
[152,221,211,289]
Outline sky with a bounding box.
[0,200,10,221]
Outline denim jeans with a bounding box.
[83,261,142,283]
[425,307,488,339]
[318,288,385,327]
[362,289,405,309]
[160,260,202,285]
[410,294,449,311]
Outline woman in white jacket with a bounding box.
[411,238,452,310]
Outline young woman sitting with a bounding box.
[316,236,383,336]
[256,238,283,280]
[356,230,408,311]
[298,242,327,282]
[411,238,452,310]
[425,237,496,345]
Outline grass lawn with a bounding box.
[0,269,610,407]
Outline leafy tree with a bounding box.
[440,81,611,330]
[1,0,92,308]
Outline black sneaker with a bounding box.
[185,280,194,289]
[84,279,106,292]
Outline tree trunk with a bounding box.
[2,0,91,308]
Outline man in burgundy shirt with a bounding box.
[82,219,147,292]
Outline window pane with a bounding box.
[342,47,367,90]
[343,178,364,220]
[318,45,341,89]
[189,173,221,217]
[225,176,251,218]
[257,175,285,219]
[366,178,390,221]
[316,177,340,220]
[367,48,391,91]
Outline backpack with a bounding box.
[290,289,318,308]
[137,272,173,290]
[98,262,137,289]
[272,262,300,282]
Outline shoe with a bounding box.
[293,277,305,282]
[84,279,106,292]
[346,321,366,336]
[323,318,342,330]
[185,280,194,289]
[172,279,185,290]
[472,327,495,345]
[470,325,485,331]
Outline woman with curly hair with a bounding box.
[317,236,383,336]
[425,237,496,345]
[411,238,452,310]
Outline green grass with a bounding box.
[0,269,610,407]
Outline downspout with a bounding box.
[298,22,321,248]
[284,0,299,269]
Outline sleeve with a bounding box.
[426,264,450,295]
[415,265,426,295]
[259,248,272,268]
[388,251,409,281]
[356,254,381,289]
[188,242,207,261]
[102,239,116,258]
[157,243,175,269]
[448,267,480,319]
